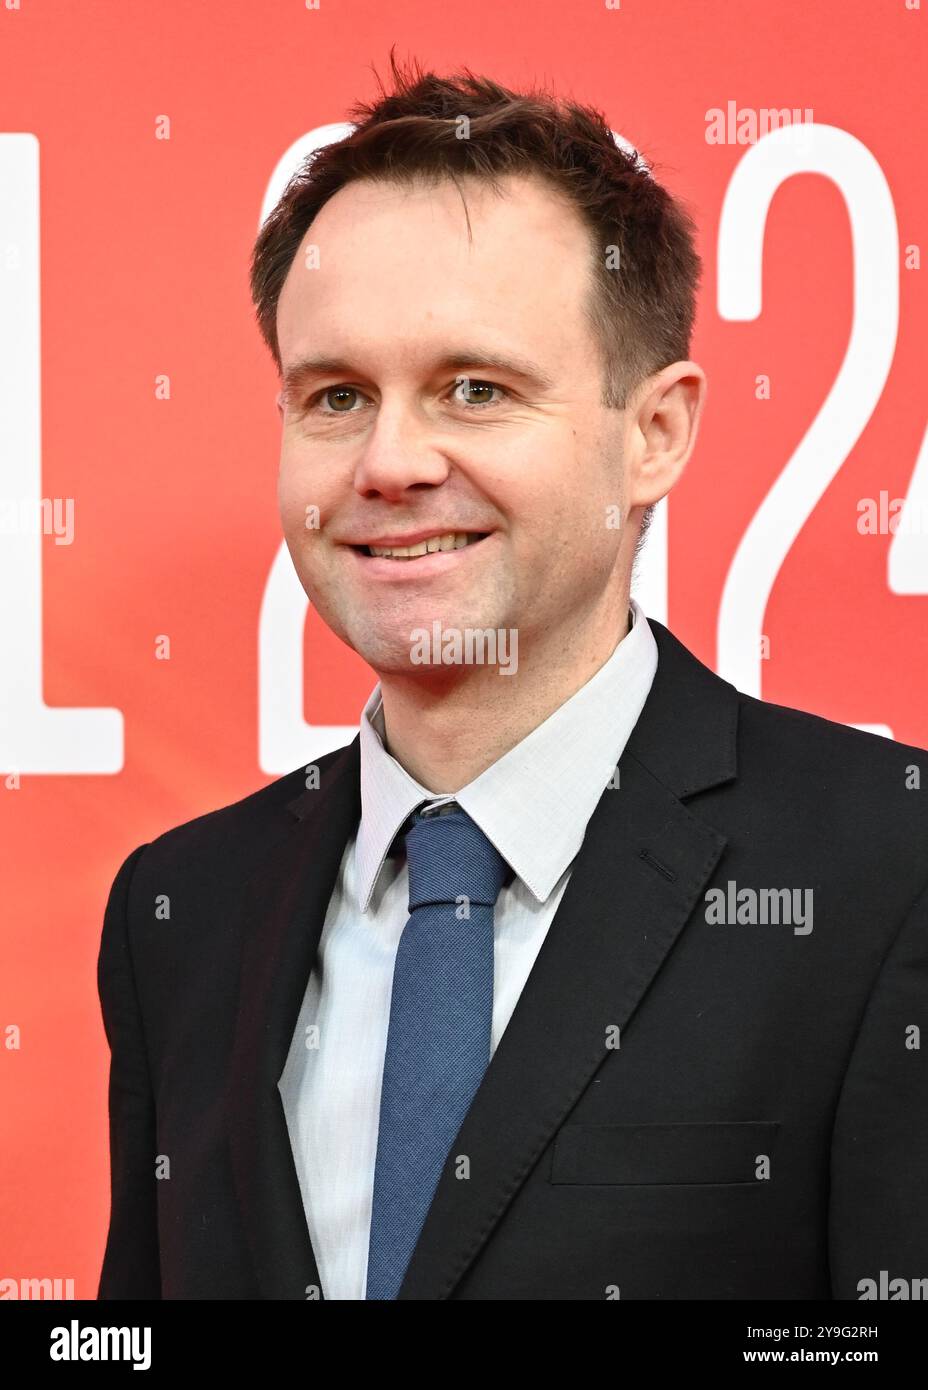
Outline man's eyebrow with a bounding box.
[280,357,347,406]
[279,349,556,405]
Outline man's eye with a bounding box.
[452,378,507,408]
[304,378,508,416]
[314,386,364,414]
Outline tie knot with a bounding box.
[405,804,509,911]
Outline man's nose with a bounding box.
[352,401,452,500]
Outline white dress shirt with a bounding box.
[278,597,658,1299]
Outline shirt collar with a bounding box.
[356,596,658,910]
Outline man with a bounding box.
[97,56,928,1300]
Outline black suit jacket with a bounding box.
[96,618,928,1299]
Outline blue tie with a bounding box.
[365,803,509,1300]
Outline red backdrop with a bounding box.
[1,0,925,1298]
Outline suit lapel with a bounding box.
[226,617,740,1301]
[226,736,362,1300]
[397,618,740,1298]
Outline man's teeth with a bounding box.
[367,531,482,559]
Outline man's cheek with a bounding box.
[278,481,313,540]
[276,474,297,528]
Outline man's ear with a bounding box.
[625,362,707,510]
[276,390,285,421]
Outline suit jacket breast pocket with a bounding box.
[549,1121,780,1186]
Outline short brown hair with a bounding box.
[250,51,702,544]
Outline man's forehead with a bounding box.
[275,172,597,381]
[295,168,587,256]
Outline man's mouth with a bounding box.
[353,531,489,559]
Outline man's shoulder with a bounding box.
[647,615,928,824]
[131,740,356,880]
[729,687,928,851]
[735,686,927,777]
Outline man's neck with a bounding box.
[376,602,632,792]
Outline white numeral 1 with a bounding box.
[1,134,123,773]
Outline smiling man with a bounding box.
[97,56,928,1301]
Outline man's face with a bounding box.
[275,172,634,678]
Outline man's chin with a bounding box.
[348,625,498,682]
[354,638,465,680]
